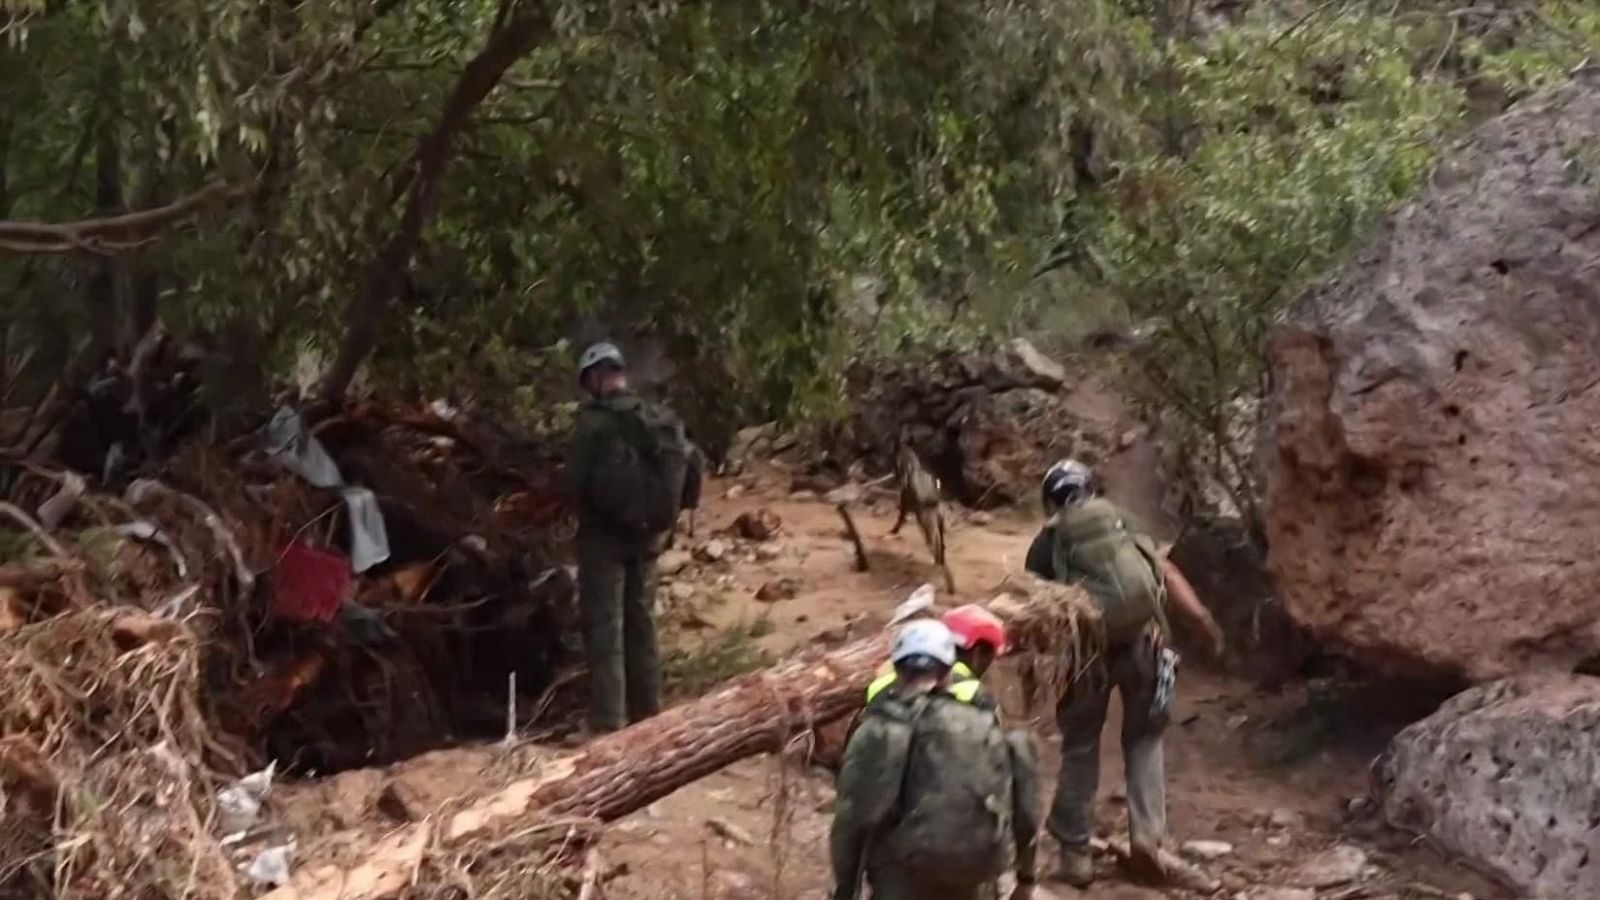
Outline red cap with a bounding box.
[942,604,1009,654]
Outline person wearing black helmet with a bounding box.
[565,341,701,736]
[1027,459,1222,889]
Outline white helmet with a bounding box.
[578,341,625,377]
[891,619,957,670]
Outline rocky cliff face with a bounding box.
[1263,74,1600,680]
[1377,675,1600,898]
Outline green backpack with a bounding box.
[589,399,690,539]
[874,691,1015,886]
[1050,497,1169,643]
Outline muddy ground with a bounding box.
[278,459,1507,900]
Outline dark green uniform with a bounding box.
[830,686,1041,900]
[566,389,666,732]
[1025,513,1169,856]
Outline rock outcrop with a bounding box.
[1263,74,1600,680]
[1377,674,1600,898]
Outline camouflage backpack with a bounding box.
[873,691,1016,885]
[589,399,690,539]
[1050,497,1170,643]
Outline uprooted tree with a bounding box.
[262,575,1099,900]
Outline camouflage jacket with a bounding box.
[829,686,1040,900]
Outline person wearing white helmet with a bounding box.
[831,620,1041,900]
[565,341,702,736]
[1027,458,1222,889]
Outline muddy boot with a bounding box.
[1054,845,1094,889]
[1125,836,1167,886]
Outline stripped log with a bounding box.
[265,574,1097,900]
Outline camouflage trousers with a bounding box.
[576,540,661,732]
[1048,629,1170,853]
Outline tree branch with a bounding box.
[0,180,242,255]
[320,1,557,402]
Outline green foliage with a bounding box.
[1062,8,1468,522]
[3,0,1598,468]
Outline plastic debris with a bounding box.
[263,406,342,488]
[271,544,351,623]
[342,487,390,573]
[889,583,937,626]
[216,761,276,837]
[244,841,295,886]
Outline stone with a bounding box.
[1377,674,1600,899]
[731,509,782,542]
[725,484,746,500]
[1289,844,1367,889]
[1180,839,1235,861]
[667,581,696,604]
[754,579,798,603]
[707,869,761,900]
[657,549,692,577]
[695,539,730,563]
[1262,76,1600,679]
[1247,890,1314,900]
[1267,808,1306,830]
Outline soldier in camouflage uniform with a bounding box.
[831,620,1041,900]
[565,341,698,734]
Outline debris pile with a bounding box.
[0,399,579,897]
[810,340,1115,508]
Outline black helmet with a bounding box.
[1041,459,1093,511]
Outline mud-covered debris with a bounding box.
[218,762,276,837]
[376,780,426,823]
[705,816,756,846]
[731,509,782,542]
[245,842,295,887]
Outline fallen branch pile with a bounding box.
[264,573,1100,900]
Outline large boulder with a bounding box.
[1263,74,1600,680]
[1376,674,1600,898]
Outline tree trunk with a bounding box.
[318,3,556,403]
[264,575,1097,900]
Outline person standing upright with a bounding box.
[565,341,700,734]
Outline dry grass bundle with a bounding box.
[397,819,592,900]
[0,603,244,900]
[988,573,1105,716]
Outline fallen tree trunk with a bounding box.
[266,575,1097,900]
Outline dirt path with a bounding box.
[591,464,1506,900]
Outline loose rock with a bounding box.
[732,509,782,542]
[755,579,798,603]
[1290,844,1368,889]
[1181,839,1235,861]
[1377,674,1600,898]
[695,539,730,563]
[657,549,692,577]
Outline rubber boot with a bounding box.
[1056,845,1094,889]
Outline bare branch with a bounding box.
[0,181,243,255]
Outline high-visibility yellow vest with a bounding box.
[866,660,981,704]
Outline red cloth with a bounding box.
[271,543,351,623]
